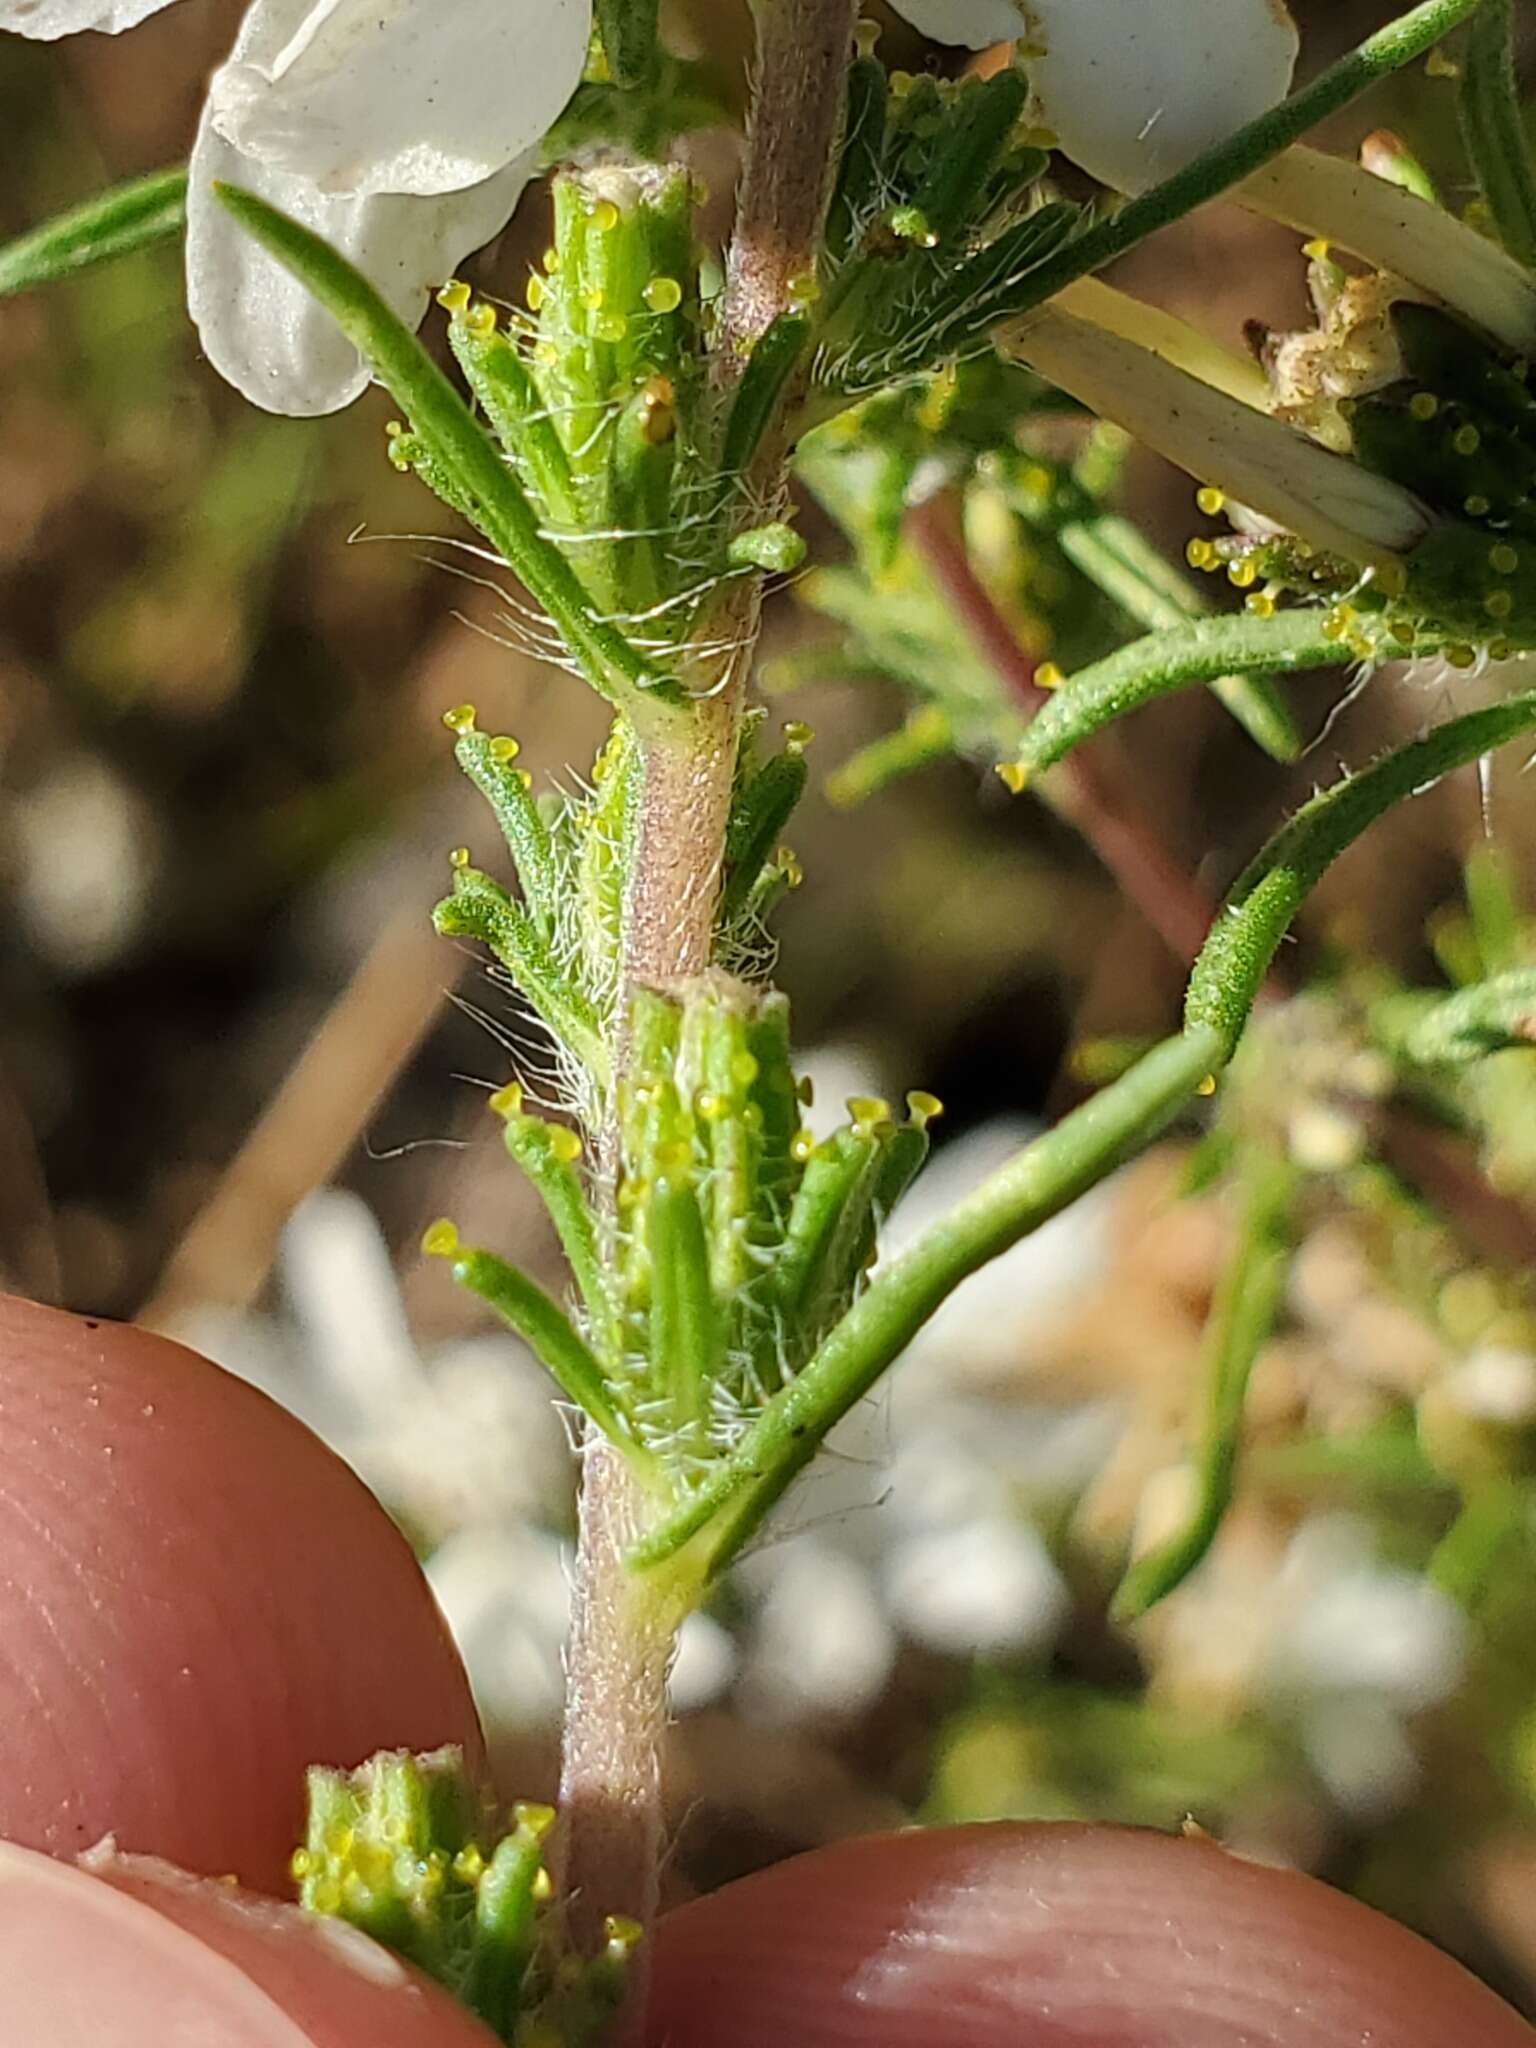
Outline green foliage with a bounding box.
[0,165,185,297]
[790,362,1308,800]
[297,1749,642,2047]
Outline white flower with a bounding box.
[0,0,589,415]
[895,0,1300,195]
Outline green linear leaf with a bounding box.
[0,166,186,298]
[1187,688,1536,1055]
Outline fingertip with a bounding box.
[0,1840,499,2044]
[0,1294,484,1893]
[648,1821,1531,2046]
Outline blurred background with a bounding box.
[5,0,1536,2016]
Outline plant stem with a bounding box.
[555,1,858,2020]
[716,0,860,365]
[556,1444,685,1965]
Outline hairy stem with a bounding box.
[555,1,858,2019]
[715,0,860,365]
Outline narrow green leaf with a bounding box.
[721,312,812,480]
[464,1823,547,2033]
[770,1124,883,1346]
[454,727,561,941]
[1404,968,1536,1064]
[1011,612,1353,778]
[595,0,661,90]
[1186,689,1536,1056]
[649,1178,720,1440]
[1461,0,1536,270]
[451,1245,657,1481]
[433,866,608,1083]
[826,57,888,265]
[0,166,186,298]
[497,1101,619,1361]
[1113,1152,1296,1620]
[719,747,809,924]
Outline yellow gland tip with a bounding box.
[790,1128,816,1163]
[854,15,880,53]
[1452,423,1481,456]
[1301,237,1331,262]
[542,245,560,273]
[1035,661,1065,690]
[581,286,605,311]
[847,1095,892,1129]
[526,274,545,312]
[1466,494,1492,517]
[422,1218,460,1258]
[1195,485,1225,516]
[290,1849,313,1880]
[786,269,821,306]
[1196,1074,1218,1098]
[1485,589,1514,620]
[1227,557,1258,589]
[1425,46,1460,77]
[548,1126,583,1165]
[590,198,621,232]
[906,1089,945,1127]
[490,1081,525,1119]
[443,702,477,734]
[783,719,814,751]
[593,311,629,343]
[1446,643,1478,669]
[488,733,522,763]
[1185,538,1216,571]
[730,1049,760,1088]
[1245,590,1277,617]
[514,1800,558,1840]
[436,279,472,314]
[643,275,683,314]
[605,1915,644,1954]
[1408,391,1439,422]
[465,302,496,339]
[796,1073,815,1105]
[695,1089,728,1123]
[1490,543,1520,575]
[996,759,1029,794]
[449,846,471,870]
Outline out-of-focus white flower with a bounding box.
[894,0,1299,194]
[0,0,587,414]
[738,1537,898,1724]
[10,756,157,974]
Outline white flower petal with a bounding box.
[187,100,533,413]
[207,0,590,198]
[0,0,179,34]
[1022,0,1299,194]
[888,0,1024,50]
